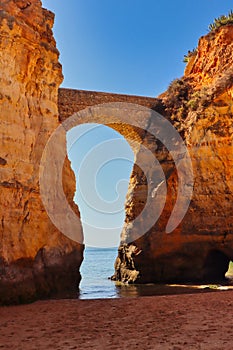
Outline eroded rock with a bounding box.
[0,0,83,304]
[114,25,233,283]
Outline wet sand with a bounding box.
[0,291,233,349]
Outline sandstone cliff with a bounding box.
[1,1,233,304]
[113,24,233,283]
[0,0,83,304]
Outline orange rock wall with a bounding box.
[0,0,83,304]
[130,26,233,282]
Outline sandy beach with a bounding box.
[0,291,233,350]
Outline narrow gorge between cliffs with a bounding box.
[66,123,135,298]
[66,123,134,249]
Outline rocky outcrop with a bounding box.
[113,25,233,283]
[1,1,233,305]
[0,0,83,304]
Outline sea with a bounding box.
[79,247,118,299]
[79,247,233,300]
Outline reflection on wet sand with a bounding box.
[115,283,227,298]
[115,263,233,298]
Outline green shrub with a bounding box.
[187,87,212,111]
[209,10,233,32]
[183,48,197,63]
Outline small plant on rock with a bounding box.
[209,10,233,32]
[187,87,212,111]
[183,48,197,63]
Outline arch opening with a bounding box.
[203,250,230,281]
[67,123,134,298]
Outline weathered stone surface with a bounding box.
[0,0,83,304]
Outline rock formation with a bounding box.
[1,1,233,305]
[58,25,233,285]
[112,24,233,283]
[0,0,83,304]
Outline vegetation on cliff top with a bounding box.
[208,10,233,32]
[183,11,233,64]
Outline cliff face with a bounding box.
[0,0,83,304]
[1,2,232,304]
[113,25,233,283]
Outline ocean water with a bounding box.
[79,247,119,299]
[79,247,233,300]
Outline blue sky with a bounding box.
[42,1,232,247]
[43,0,232,96]
[67,124,134,247]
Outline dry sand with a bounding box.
[0,291,233,350]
